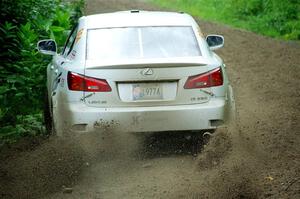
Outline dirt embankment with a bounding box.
[1,0,300,199]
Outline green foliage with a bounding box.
[0,0,84,144]
[151,0,300,40]
[0,114,44,145]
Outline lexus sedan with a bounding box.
[37,10,235,136]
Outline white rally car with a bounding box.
[37,10,235,136]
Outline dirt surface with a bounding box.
[1,0,300,198]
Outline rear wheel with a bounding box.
[43,92,55,135]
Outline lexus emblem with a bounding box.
[141,68,153,76]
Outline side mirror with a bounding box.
[37,39,57,55]
[206,35,224,51]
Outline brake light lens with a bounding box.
[67,72,111,92]
[184,67,223,89]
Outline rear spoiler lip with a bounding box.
[85,57,213,69]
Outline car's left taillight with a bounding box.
[184,67,223,89]
[67,72,111,92]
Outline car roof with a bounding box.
[82,10,197,29]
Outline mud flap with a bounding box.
[51,95,59,136]
[51,94,65,137]
[225,85,236,124]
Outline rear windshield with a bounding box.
[86,26,201,61]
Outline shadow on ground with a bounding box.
[137,131,210,159]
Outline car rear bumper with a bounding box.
[55,98,227,135]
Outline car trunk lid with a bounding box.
[83,61,213,108]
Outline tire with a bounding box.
[43,92,54,135]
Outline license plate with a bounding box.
[132,83,163,101]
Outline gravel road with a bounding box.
[1,0,299,198]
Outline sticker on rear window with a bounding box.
[75,29,84,43]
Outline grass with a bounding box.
[150,0,300,41]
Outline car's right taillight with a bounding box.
[67,72,111,92]
[184,67,223,89]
